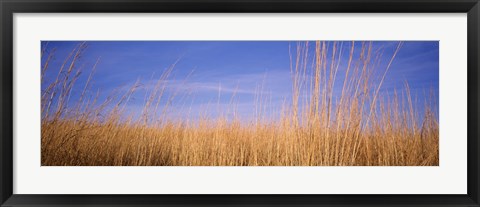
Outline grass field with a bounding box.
[41,41,439,166]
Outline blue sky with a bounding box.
[41,41,439,123]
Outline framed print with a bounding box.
[1,0,479,206]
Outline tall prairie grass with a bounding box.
[41,41,439,166]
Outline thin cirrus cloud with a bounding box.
[157,70,289,95]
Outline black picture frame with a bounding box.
[1,0,479,206]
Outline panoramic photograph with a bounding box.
[41,41,439,166]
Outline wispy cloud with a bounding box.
[137,69,292,96]
[165,80,258,95]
